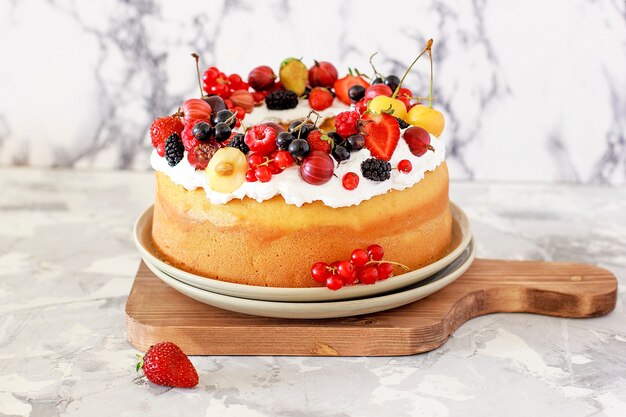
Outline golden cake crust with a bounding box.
[151,163,452,288]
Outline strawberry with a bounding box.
[334,111,360,138]
[138,342,198,388]
[150,116,183,149]
[307,130,332,153]
[308,87,334,111]
[361,112,400,161]
[333,73,370,105]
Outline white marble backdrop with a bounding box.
[0,0,624,183]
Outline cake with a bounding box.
[149,40,450,289]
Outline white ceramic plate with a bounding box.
[143,239,475,319]
[134,202,472,302]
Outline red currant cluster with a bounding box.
[244,125,295,182]
[311,244,409,290]
[202,67,249,100]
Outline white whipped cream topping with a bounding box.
[151,129,445,208]
[243,100,350,126]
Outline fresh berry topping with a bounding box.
[288,138,310,160]
[203,95,227,118]
[227,133,249,154]
[372,77,383,84]
[289,122,315,140]
[351,248,368,267]
[377,262,394,280]
[299,151,334,185]
[355,98,369,115]
[248,66,276,91]
[274,150,294,169]
[348,85,366,102]
[403,126,434,157]
[214,122,232,142]
[202,66,230,98]
[280,58,309,96]
[384,74,401,92]
[367,244,384,261]
[265,90,299,110]
[342,172,359,190]
[331,145,350,162]
[396,117,410,129]
[245,169,257,182]
[181,121,200,151]
[156,142,166,157]
[334,111,360,138]
[326,275,343,291]
[306,130,332,154]
[255,166,272,182]
[150,116,183,149]
[213,109,236,128]
[364,84,393,100]
[188,141,219,170]
[326,131,344,146]
[308,87,334,111]
[361,112,400,161]
[311,262,330,283]
[276,131,294,150]
[244,124,277,156]
[192,121,214,142]
[139,342,198,388]
[398,159,412,173]
[308,61,338,88]
[361,157,391,182]
[337,261,355,279]
[346,134,365,151]
[357,266,379,285]
[247,153,264,169]
[333,73,370,105]
[180,98,212,125]
[164,134,185,166]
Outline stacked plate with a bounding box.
[133,203,475,319]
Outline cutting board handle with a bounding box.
[454,259,617,318]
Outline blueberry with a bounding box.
[332,145,350,162]
[348,85,366,102]
[276,132,294,150]
[192,121,214,142]
[346,134,365,151]
[384,75,401,92]
[213,109,236,128]
[288,138,310,159]
[214,122,231,142]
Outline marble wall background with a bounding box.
[0,0,624,183]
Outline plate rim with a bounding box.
[133,202,472,302]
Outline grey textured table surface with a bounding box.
[1,167,625,417]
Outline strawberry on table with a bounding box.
[137,341,198,388]
[361,112,401,161]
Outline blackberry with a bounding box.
[265,90,298,110]
[227,133,249,154]
[164,133,184,166]
[361,158,391,182]
[396,117,410,129]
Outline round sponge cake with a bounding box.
[151,162,452,288]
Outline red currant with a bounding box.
[376,263,393,280]
[255,166,272,182]
[358,266,379,285]
[341,270,357,286]
[248,153,264,169]
[398,159,412,173]
[268,161,283,175]
[337,261,354,279]
[367,244,384,261]
[342,172,359,190]
[246,169,258,182]
[274,150,294,169]
[156,142,166,157]
[326,275,343,291]
[311,262,330,283]
[233,106,246,119]
[351,248,369,267]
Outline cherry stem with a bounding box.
[369,52,382,80]
[427,41,434,108]
[366,259,410,271]
[294,110,321,139]
[392,38,433,99]
[191,53,203,97]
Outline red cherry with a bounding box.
[337,261,354,279]
[397,96,411,111]
[181,99,212,125]
[342,172,359,190]
[396,87,413,99]
[246,169,258,182]
[156,142,166,157]
[326,275,343,291]
[255,166,272,182]
[376,263,393,280]
[299,151,334,185]
[364,84,393,100]
[398,159,412,173]
[355,98,368,115]
[247,153,264,169]
[367,244,384,261]
[311,262,330,283]
[358,266,379,285]
[274,150,294,169]
[351,249,369,267]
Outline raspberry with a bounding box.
[334,111,360,138]
[150,116,183,148]
[360,157,391,182]
[265,90,298,110]
[164,134,184,166]
[244,124,277,156]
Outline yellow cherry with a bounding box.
[406,105,445,137]
[205,147,248,193]
[367,95,407,120]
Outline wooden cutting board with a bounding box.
[125,259,617,356]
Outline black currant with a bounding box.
[332,145,350,162]
[372,77,384,85]
[348,85,366,102]
[346,134,365,151]
[192,121,214,142]
[213,109,236,128]
[214,122,231,142]
[291,123,315,139]
[327,131,344,145]
[288,138,310,159]
[276,132,294,150]
[384,75,401,92]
